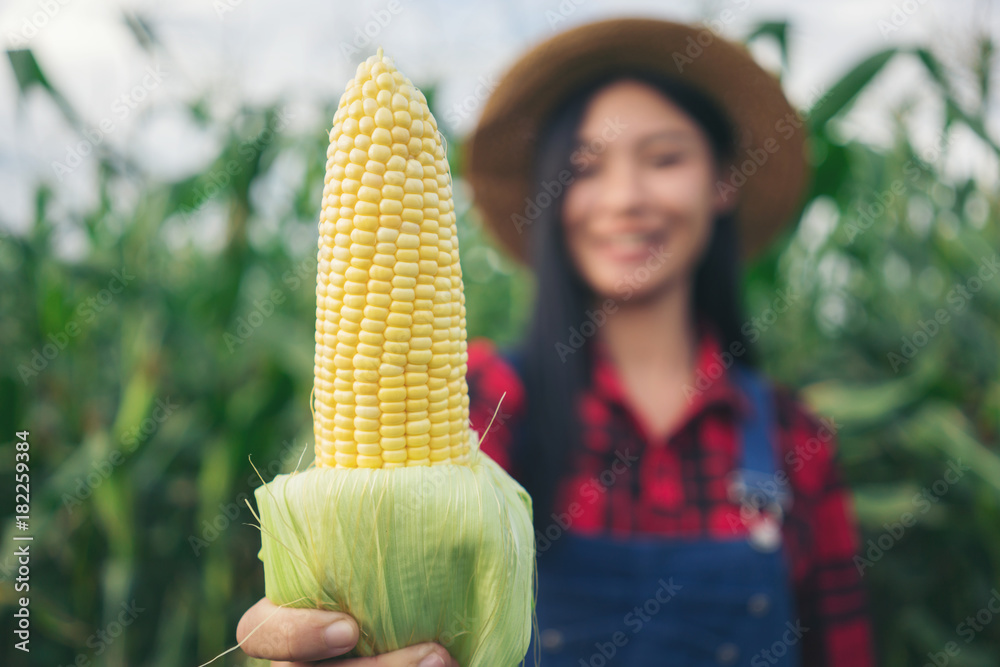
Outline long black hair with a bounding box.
[512,68,758,534]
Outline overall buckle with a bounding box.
[726,469,792,552]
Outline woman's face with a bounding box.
[561,79,733,302]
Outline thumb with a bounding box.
[237,597,359,661]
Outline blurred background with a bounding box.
[1,0,999,665]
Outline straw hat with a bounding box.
[464,17,811,262]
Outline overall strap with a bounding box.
[728,363,792,512]
[730,362,775,475]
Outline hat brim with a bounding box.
[464,17,811,263]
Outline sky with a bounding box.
[0,0,996,242]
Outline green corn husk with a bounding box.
[254,434,536,666]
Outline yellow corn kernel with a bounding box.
[312,48,470,469]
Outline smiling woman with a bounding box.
[458,17,874,667]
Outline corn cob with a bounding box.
[252,48,535,667]
[313,46,469,469]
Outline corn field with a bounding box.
[1,15,999,667]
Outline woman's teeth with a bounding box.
[609,233,650,250]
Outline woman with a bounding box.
[237,18,875,667]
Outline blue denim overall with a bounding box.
[508,358,799,666]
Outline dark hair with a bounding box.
[513,69,757,533]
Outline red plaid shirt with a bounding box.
[467,325,875,667]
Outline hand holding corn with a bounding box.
[237,598,458,665]
[248,49,535,667]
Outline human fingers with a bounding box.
[311,641,458,667]
[237,597,359,662]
